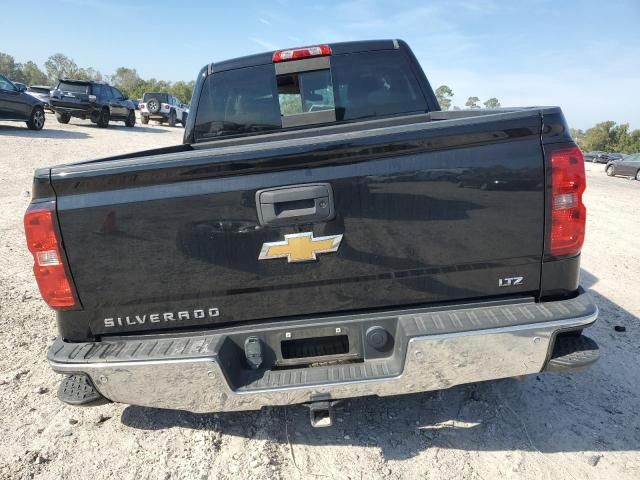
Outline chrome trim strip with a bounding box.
[50,310,596,413]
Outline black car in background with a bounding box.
[0,74,46,130]
[585,151,623,164]
[49,79,136,128]
[605,154,640,180]
[26,85,53,111]
[598,153,623,163]
[584,151,604,162]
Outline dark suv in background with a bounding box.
[49,79,136,128]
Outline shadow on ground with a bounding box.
[120,267,639,461]
[0,124,89,139]
[51,120,175,134]
[107,124,179,134]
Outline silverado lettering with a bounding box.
[104,308,220,328]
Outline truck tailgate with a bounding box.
[51,112,544,335]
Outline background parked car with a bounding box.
[0,74,46,130]
[591,152,622,163]
[605,154,640,180]
[139,92,188,127]
[26,85,53,111]
[12,81,27,91]
[584,151,604,162]
[49,79,136,128]
[598,152,623,163]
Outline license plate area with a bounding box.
[218,316,400,390]
[281,334,349,360]
[276,325,362,367]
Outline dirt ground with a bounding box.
[1,115,639,480]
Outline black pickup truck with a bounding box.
[26,40,598,427]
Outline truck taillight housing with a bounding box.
[24,206,76,308]
[549,146,586,257]
[272,45,331,62]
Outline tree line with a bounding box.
[436,84,639,154]
[0,52,195,104]
[570,123,640,154]
[435,85,500,110]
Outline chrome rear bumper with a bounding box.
[49,291,598,413]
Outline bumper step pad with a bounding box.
[546,334,599,372]
[58,374,104,405]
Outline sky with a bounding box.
[1,0,638,130]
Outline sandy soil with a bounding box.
[1,116,639,480]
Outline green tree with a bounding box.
[435,85,454,111]
[465,96,480,109]
[170,80,195,104]
[80,67,102,82]
[483,97,501,108]
[110,67,142,98]
[21,61,48,85]
[582,121,640,154]
[44,53,79,83]
[0,52,25,82]
[582,121,616,151]
[569,128,586,149]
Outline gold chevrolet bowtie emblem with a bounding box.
[258,232,343,263]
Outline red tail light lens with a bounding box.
[24,206,76,308]
[272,45,331,63]
[549,146,586,257]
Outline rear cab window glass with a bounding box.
[194,48,428,142]
[332,50,427,121]
[195,64,281,141]
[277,70,335,115]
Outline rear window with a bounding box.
[144,93,169,103]
[194,50,427,142]
[57,81,89,94]
[194,64,281,140]
[28,86,51,94]
[331,50,427,121]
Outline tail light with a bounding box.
[549,146,586,257]
[24,205,76,308]
[272,45,331,63]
